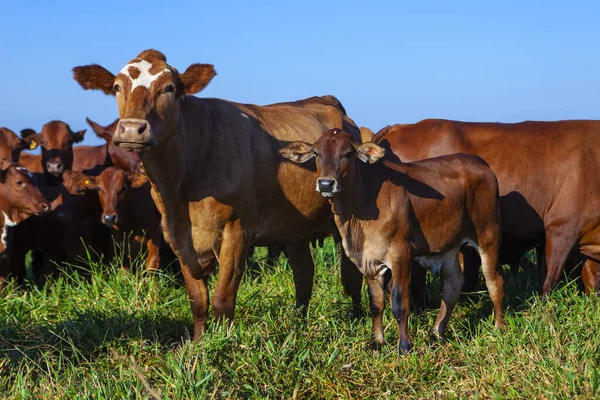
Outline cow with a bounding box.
[18,121,86,185]
[71,49,366,340]
[81,167,161,271]
[280,129,505,354]
[371,119,600,297]
[0,160,51,286]
[5,169,102,285]
[0,128,36,162]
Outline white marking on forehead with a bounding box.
[119,60,170,91]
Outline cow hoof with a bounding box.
[397,339,412,355]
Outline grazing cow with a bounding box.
[72,49,365,339]
[372,119,600,296]
[280,129,504,353]
[83,167,161,271]
[6,170,102,284]
[18,121,86,184]
[0,128,36,162]
[0,161,50,285]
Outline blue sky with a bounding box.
[1,1,599,147]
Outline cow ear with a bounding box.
[352,141,385,164]
[86,117,119,142]
[127,172,147,188]
[72,129,86,143]
[0,160,11,183]
[71,173,98,193]
[72,64,116,95]
[20,129,41,150]
[180,64,216,95]
[279,142,316,164]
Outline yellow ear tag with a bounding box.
[29,140,37,150]
[84,179,90,185]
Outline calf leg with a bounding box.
[212,222,249,325]
[390,248,413,354]
[145,237,161,272]
[581,259,599,295]
[181,264,211,341]
[541,231,578,298]
[332,229,363,317]
[480,250,504,329]
[460,246,481,292]
[431,254,464,339]
[285,239,314,314]
[366,278,385,348]
[410,265,428,314]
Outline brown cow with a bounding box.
[280,129,504,353]
[72,49,365,339]
[83,167,161,271]
[372,119,600,297]
[0,128,35,162]
[19,121,86,184]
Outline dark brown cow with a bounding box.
[83,167,161,270]
[280,129,504,353]
[371,119,600,296]
[19,121,86,184]
[72,49,365,339]
[0,128,35,162]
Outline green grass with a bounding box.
[1,239,599,399]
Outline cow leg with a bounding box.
[390,248,412,354]
[431,254,464,339]
[145,237,161,272]
[212,222,249,325]
[541,231,577,298]
[460,246,481,292]
[581,259,599,295]
[410,265,428,314]
[479,250,505,329]
[366,277,385,349]
[181,264,211,341]
[285,239,314,314]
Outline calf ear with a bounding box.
[71,174,98,193]
[352,142,385,164]
[279,142,315,164]
[72,129,86,143]
[72,64,116,95]
[86,117,119,142]
[0,159,12,183]
[180,64,216,95]
[20,129,41,150]
[127,172,148,188]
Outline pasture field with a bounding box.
[1,240,599,399]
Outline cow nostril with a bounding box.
[42,203,49,212]
[137,123,147,135]
[103,214,117,223]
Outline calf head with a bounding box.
[86,167,147,227]
[73,49,216,152]
[49,170,99,221]
[0,128,33,162]
[279,128,385,197]
[0,160,50,224]
[21,121,86,178]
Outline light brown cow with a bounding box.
[280,129,504,353]
[72,49,365,339]
[82,167,161,271]
[372,119,600,296]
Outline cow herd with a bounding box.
[1,49,599,355]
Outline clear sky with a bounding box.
[1,1,599,147]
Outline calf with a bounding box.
[85,167,161,271]
[0,128,35,162]
[280,129,504,353]
[18,121,86,184]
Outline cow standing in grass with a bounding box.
[280,129,504,353]
[72,49,365,339]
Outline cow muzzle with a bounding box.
[316,178,340,198]
[102,213,117,226]
[46,160,64,176]
[113,118,153,152]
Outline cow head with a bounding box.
[20,121,86,178]
[85,167,147,227]
[0,160,50,225]
[48,170,99,221]
[73,49,216,152]
[279,128,385,197]
[0,127,31,162]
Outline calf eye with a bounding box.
[164,83,175,93]
[114,84,121,92]
[16,180,23,186]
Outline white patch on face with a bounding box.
[119,60,170,91]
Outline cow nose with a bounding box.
[102,214,117,225]
[46,161,64,174]
[317,179,335,193]
[40,202,50,213]
[116,119,150,138]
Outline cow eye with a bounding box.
[164,83,175,93]
[114,84,121,92]
[16,180,23,186]
[343,152,352,159]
